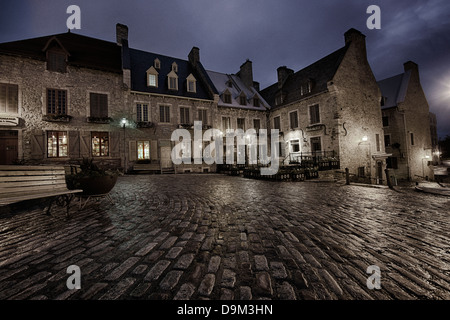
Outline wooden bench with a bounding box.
[0,165,83,217]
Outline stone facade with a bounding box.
[379,62,433,181]
[0,25,435,183]
[262,29,387,183]
[0,36,126,168]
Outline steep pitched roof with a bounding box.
[377,70,411,109]
[127,48,215,100]
[260,45,349,107]
[0,32,122,73]
[207,70,270,111]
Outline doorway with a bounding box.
[0,130,18,165]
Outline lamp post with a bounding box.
[121,118,127,173]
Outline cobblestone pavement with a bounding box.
[0,174,449,300]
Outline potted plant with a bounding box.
[66,158,118,195]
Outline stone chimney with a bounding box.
[404,61,419,75]
[344,28,367,57]
[237,59,254,89]
[188,47,200,66]
[277,66,294,89]
[116,23,128,46]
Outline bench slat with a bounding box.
[0,170,65,177]
[0,183,69,194]
[0,165,67,171]
[0,174,65,182]
[0,178,67,189]
[0,189,83,205]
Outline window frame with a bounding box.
[89,92,108,118]
[0,83,19,114]
[273,116,281,131]
[198,109,208,125]
[289,110,299,130]
[136,103,149,122]
[180,106,190,125]
[137,140,150,160]
[309,104,320,125]
[47,88,67,115]
[47,131,68,158]
[91,131,109,157]
[159,105,171,123]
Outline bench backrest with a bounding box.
[0,165,69,196]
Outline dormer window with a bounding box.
[186,74,197,93]
[253,97,260,108]
[47,50,67,73]
[300,80,313,96]
[168,70,178,91]
[172,62,178,73]
[223,91,232,104]
[146,66,159,87]
[154,58,161,69]
[239,93,247,106]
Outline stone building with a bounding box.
[0,31,126,168]
[206,60,271,164]
[261,29,388,183]
[118,24,218,173]
[378,61,434,181]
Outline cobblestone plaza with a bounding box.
[0,174,449,300]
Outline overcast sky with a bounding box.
[1,0,449,138]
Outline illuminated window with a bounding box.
[47,131,68,158]
[137,141,150,160]
[91,132,109,157]
[148,74,157,87]
[291,140,300,153]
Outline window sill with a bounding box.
[42,114,73,123]
[87,117,113,124]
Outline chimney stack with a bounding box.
[188,47,200,66]
[116,23,128,46]
[277,66,293,88]
[238,59,254,89]
[344,28,367,58]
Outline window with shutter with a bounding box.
[289,111,298,129]
[90,93,108,118]
[309,104,320,124]
[0,83,18,114]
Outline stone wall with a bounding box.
[0,54,125,169]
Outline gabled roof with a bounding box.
[206,70,270,111]
[377,70,411,109]
[0,32,122,73]
[127,48,215,100]
[260,45,349,107]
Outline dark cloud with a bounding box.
[0,0,449,137]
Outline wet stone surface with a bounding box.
[0,174,449,300]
